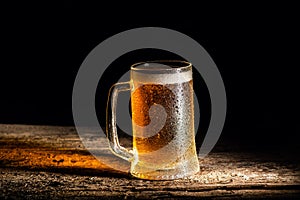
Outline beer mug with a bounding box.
[106,60,199,180]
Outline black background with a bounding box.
[1,2,299,149]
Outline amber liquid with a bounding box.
[130,80,199,180]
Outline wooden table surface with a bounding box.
[0,124,299,199]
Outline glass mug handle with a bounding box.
[106,81,134,161]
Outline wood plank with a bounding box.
[0,124,299,199]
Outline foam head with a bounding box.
[131,62,192,84]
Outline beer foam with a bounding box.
[131,63,192,84]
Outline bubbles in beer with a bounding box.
[131,80,194,154]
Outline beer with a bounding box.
[130,68,199,179]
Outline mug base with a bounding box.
[130,159,200,180]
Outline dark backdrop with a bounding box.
[1,2,298,149]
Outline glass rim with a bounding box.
[130,60,192,72]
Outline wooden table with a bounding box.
[1,124,299,199]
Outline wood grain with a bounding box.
[0,124,299,199]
